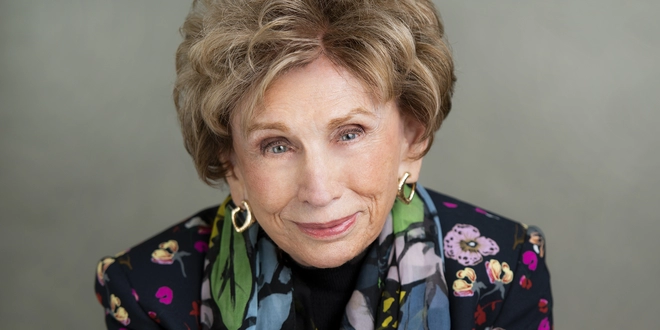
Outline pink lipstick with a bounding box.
[295,213,358,239]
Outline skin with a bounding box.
[226,56,427,268]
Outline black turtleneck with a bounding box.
[284,250,367,330]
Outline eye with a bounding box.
[270,145,288,154]
[340,132,357,141]
[261,139,291,155]
[338,127,364,142]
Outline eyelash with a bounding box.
[260,126,365,155]
[338,127,364,142]
[261,139,291,155]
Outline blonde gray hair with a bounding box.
[174,0,456,186]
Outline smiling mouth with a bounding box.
[295,213,358,239]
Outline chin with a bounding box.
[295,241,366,269]
[306,256,350,269]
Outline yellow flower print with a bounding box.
[110,294,121,311]
[159,240,180,253]
[114,307,130,326]
[151,248,175,264]
[151,240,191,277]
[485,259,513,285]
[529,230,545,257]
[114,249,128,257]
[481,259,513,299]
[452,267,486,297]
[96,257,115,286]
[109,294,130,326]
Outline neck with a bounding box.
[284,246,371,330]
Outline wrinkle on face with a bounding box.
[225,56,424,268]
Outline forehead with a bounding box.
[266,59,368,107]
[237,57,383,133]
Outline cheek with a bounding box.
[351,156,397,201]
[239,159,296,217]
[345,133,403,227]
[348,130,403,193]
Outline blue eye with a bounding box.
[270,145,288,154]
[341,132,358,141]
[339,127,364,142]
[261,138,291,155]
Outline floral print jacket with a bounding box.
[95,189,553,330]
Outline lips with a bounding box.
[295,213,358,239]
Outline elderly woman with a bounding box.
[95,0,552,329]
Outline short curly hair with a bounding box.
[174,0,456,186]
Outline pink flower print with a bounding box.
[443,202,457,208]
[475,207,500,219]
[148,311,161,323]
[522,251,538,271]
[131,289,139,301]
[444,224,499,266]
[539,299,549,313]
[155,286,173,305]
[519,275,532,289]
[151,240,191,277]
[194,241,209,253]
[538,317,550,330]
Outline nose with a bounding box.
[296,146,342,207]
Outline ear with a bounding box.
[222,151,248,204]
[398,115,429,183]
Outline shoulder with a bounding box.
[424,188,524,246]
[423,188,553,330]
[94,205,218,330]
[424,188,529,271]
[423,188,536,265]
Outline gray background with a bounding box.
[1,0,658,328]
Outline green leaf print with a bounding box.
[212,206,253,330]
[392,185,424,235]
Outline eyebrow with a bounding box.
[246,121,290,136]
[246,107,377,136]
[326,107,376,130]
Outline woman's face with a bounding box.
[226,56,426,268]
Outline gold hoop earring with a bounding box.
[397,172,416,205]
[231,200,254,233]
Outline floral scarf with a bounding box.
[200,185,450,330]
